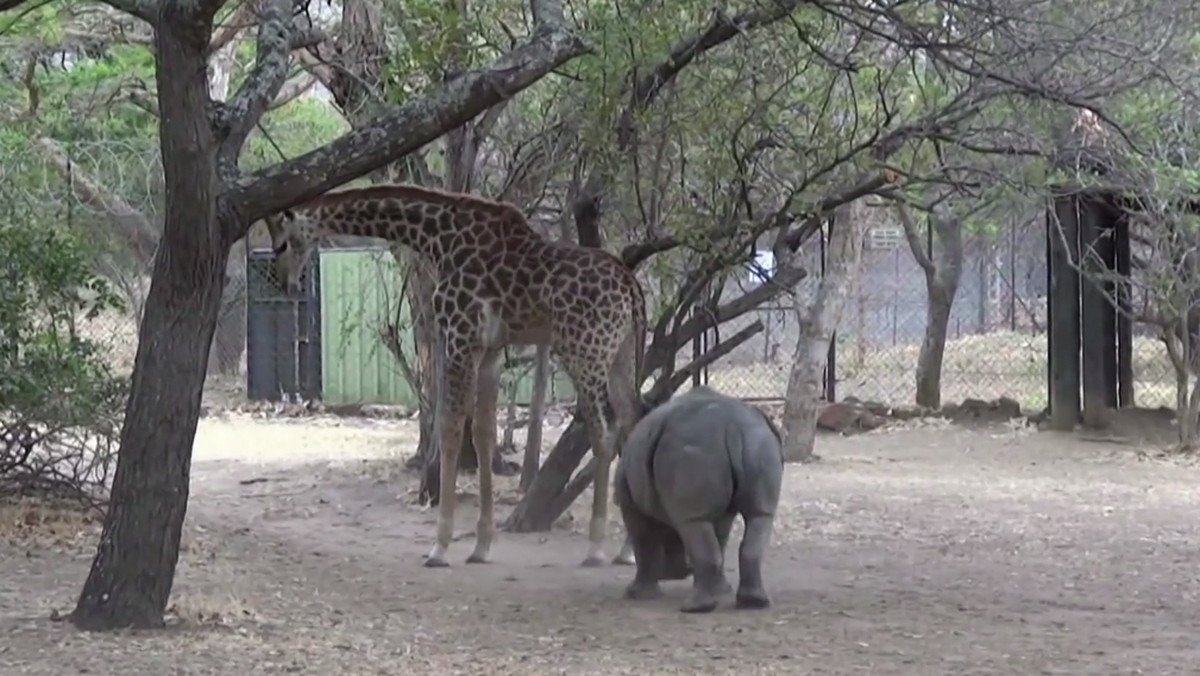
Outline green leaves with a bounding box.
[0,220,126,428]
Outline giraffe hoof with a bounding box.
[423,555,451,568]
[580,554,607,568]
[465,552,492,564]
[611,552,636,566]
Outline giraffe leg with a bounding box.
[606,339,642,567]
[579,392,615,568]
[425,349,480,568]
[466,349,502,564]
[612,534,636,566]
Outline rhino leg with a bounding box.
[620,505,665,600]
[659,524,692,581]
[713,514,736,595]
[735,514,774,610]
[677,521,730,613]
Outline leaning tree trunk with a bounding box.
[70,19,226,629]
[782,207,864,463]
[505,418,590,530]
[915,283,952,409]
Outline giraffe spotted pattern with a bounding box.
[264,184,646,568]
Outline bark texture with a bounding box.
[896,201,965,410]
[781,204,864,463]
[71,8,227,629]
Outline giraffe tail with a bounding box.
[629,275,648,418]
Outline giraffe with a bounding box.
[263,184,645,568]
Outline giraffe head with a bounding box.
[263,209,316,294]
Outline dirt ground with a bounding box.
[4,413,1200,676]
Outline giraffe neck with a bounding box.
[297,186,543,265]
[300,196,446,261]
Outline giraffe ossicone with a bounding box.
[263,184,646,568]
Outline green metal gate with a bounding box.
[318,247,576,406]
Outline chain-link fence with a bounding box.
[6,131,1180,414]
[697,218,1177,411]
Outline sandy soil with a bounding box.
[3,414,1200,675]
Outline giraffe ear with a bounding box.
[283,209,296,220]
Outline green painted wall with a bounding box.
[318,247,577,406]
[320,248,414,405]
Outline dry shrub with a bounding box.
[0,495,102,549]
[166,593,259,627]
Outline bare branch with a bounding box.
[573,1,808,246]
[621,170,897,268]
[295,47,334,90]
[626,3,807,123]
[92,0,157,26]
[209,1,253,51]
[895,200,934,275]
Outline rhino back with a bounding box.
[619,387,782,521]
[659,392,783,519]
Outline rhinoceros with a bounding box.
[613,385,784,613]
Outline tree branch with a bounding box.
[651,319,765,406]
[230,26,589,228]
[209,1,253,51]
[625,2,807,126]
[90,0,157,26]
[573,1,807,247]
[895,200,934,275]
[621,170,897,269]
[267,73,317,110]
[216,0,294,164]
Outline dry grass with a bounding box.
[0,497,102,550]
[707,330,1177,409]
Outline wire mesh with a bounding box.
[694,220,1177,411]
[5,132,1180,413]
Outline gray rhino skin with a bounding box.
[613,385,784,613]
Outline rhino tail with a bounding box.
[725,425,745,514]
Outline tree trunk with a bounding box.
[70,16,225,629]
[520,344,551,491]
[782,209,864,463]
[896,202,964,411]
[915,284,951,409]
[505,417,589,531]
